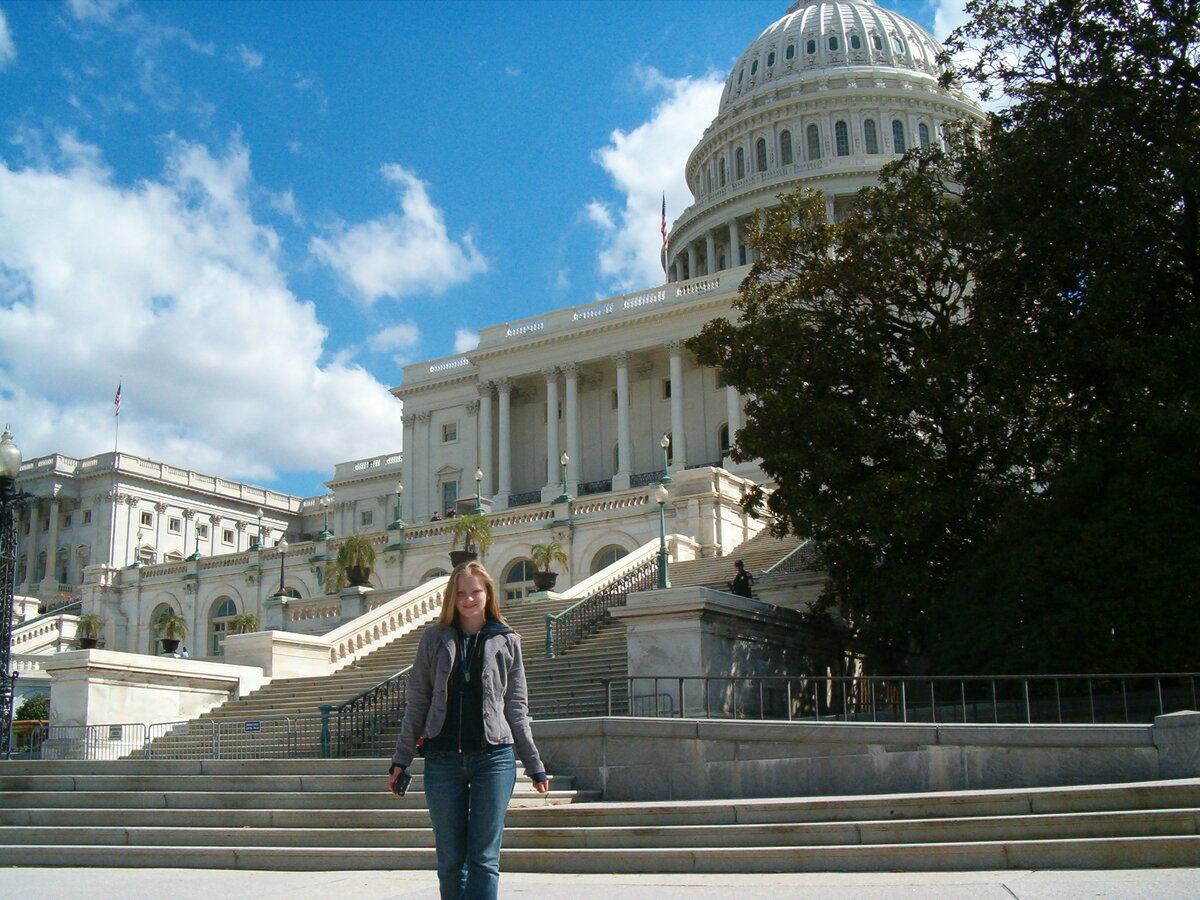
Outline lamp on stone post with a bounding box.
[1,426,32,760]
[251,507,264,551]
[473,469,485,516]
[552,452,572,505]
[653,482,671,589]
[387,483,406,531]
[275,537,289,631]
[659,433,672,485]
[317,496,333,541]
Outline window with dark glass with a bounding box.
[892,119,906,153]
[767,50,776,67]
[864,119,879,154]
[828,35,839,51]
[850,34,862,50]
[807,123,821,159]
[893,36,905,53]
[719,158,726,187]
[755,137,768,172]
[779,129,793,165]
[806,38,816,54]
[872,34,883,51]
[750,60,758,76]
[786,43,796,60]
[735,147,745,179]
[919,122,931,149]
[835,120,850,156]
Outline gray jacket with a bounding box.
[390,622,545,776]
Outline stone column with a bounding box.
[686,243,698,281]
[23,497,40,585]
[415,412,432,518]
[825,196,836,224]
[726,384,742,457]
[477,382,493,496]
[673,258,684,282]
[542,367,560,492]
[613,352,632,490]
[562,363,580,493]
[496,377,512,506]
[667,341,688,470]
[705,231,717,276]
[44,493,62,584]
[401,413,415,524]
[728,220,741,268]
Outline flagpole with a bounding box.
[113,380,122,453]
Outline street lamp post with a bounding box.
[275,537,289,631]
[388,482,406,530]
[653,482,671,589]
[1,426,32,759]
[133,528,145,567]
[660,433,672,485]
[552,452,572,505]
[317,496,333,541]
[251,507,264,551]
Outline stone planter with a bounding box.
[533,571,559,592]
[449,550,478,568]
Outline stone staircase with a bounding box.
[668,530,807,594]
[0,759,1196,871]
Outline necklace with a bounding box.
[459,631,481,683]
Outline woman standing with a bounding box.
[389,561,550,899]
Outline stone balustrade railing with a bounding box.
[323,577,450,668]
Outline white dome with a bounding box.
[720,0,946,116]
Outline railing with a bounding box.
[507,491,541,507]
[319,667,412,758]
[760,538,813,576]
[544,555,660,659]
[578,478,613,496]
[605,673,1200,725]
[629,470,666,488]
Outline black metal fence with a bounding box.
[318,667,411,757]
[544,556,659,658]
[610,673,1200,725]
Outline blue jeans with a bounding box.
[423,746,517,900]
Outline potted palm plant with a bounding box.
[326,534,377,592]
[153,609,188,654]
[530,540,568,592]
[76,612,104,649]
[450,513,493,566]
[229,612,260,634]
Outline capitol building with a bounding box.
[10,1,983,703]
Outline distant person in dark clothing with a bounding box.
[729,559,754,598]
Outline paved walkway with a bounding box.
[2,868,1198,899]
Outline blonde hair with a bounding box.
[437,560,508,627]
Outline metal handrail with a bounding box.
[760,538,813,575]
[605,672,1200,725]
[544,555,659,658]
[319,665,412,758]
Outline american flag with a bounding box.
[114,383,122,417]
[661,193,668,251]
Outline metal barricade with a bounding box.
[26,722,148,760]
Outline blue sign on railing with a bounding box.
[244,721,261,733]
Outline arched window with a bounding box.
[735,147,745,179]
[737,68,744,85]
[422,568,448,581]
[718,158,726,187]
[806,124,821,160]
[591,545,629,576]
[872,34,883,51]
[779,129,793,165]
[149,602,175,655]
[750,60,758,76]
[719,423,732,456]
[850,34,862,50]
[918,122,931,149]
[755,137,768,172]
[766,50,776,67]
[503,559,536,601]
[835,120,850,156]
[828,35,839,51]
[786,43,796,60]
[704,166,711,194]
[806,38,816,55]
[863,119,879,154]
[893,36,906,54]
[892,119,906,153]
[210,596,237,657]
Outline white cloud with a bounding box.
[453,328,478,354]
[310,163,488,305]
[235,44,264,71]
[0,9,15,70]
[932,0,971,39]
[368,322,421,354]
[589,66,725,292]
[0,134,401,485]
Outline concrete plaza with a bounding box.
[2,868,1198,900]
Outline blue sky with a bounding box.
[0,0,958,498]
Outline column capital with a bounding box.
[610,351,631,366]
[402,413,416,426]
[476,380,494,397]
[665,339,686,354]
[415,410,432,422]
[154,502,168,513]
[560,362,579,379]
[465,399,480,416]
[540,366,560,381]
[182,508,197,520]
[495,377,513,394]
[234,521,248,532]
[124,495,138,507]
[208,514,221,525]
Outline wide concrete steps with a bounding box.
[0,759,1196,871]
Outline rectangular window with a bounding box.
[168,517,182,534]
[662,378,672,400]
[442,422,458,443]
[63,514,72,529]
[360,510,374,527]
[197,523,209,539]
[222,529,234,545]
[441,480,458,514]
[611,389,619,410]
[83,510,92,525]
[140,511,153,527]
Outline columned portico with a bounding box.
[495,377,512,507]
[612,351,632,491]
[542,367,561,499]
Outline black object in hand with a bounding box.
[391,772,413,796]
